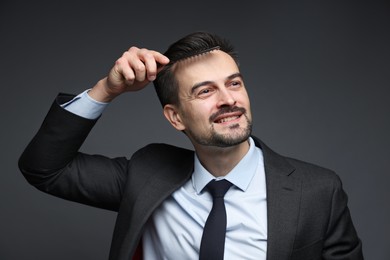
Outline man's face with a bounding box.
[165,50,252,148]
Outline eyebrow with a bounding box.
[190,72,243,95]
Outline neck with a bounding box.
[194,139,250,177]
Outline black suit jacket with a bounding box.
[19,94,363,260]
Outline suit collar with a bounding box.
[192,137,261,193]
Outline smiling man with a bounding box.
[163,50,253,178]
[19,32,363,260]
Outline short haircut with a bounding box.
[153,31,238,107]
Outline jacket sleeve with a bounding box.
[18,94,129,211]
[322,175,364,259]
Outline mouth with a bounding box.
[211,106,246,124]
[214,114,242,124]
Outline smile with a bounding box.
[216,115,240,123]
[210,107,247,124]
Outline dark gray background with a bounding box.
[1,1,389,259]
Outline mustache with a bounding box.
[209,106,247,122]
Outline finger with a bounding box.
[152,51,170,65]
[119,60,136,85]
[141,51,160,81]
[138,49,169,81]
[124,50,148,82]
[141,50,170,77]
[135,48,157,81]
[111,56,136,86]
[152,51,170,74]
[129,58,147,82]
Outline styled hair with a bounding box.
[153,31,238,107]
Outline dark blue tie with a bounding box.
[199,179,233,260]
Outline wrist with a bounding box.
[89,78,118,103]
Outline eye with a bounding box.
[197,88,214,98]
[229,80,242,88]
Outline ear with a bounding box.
[163,104,186,131]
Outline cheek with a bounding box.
[185,111,211,130]
[190,102,214,116]
[180,107,200,126]
[180,99,218,125]
[236,92,251,107]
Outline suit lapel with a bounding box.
[110,144,194,260]
[253,137,302,259]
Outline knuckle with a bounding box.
[123,73,135,82]
[143,52,154,60]
[128,46,139,52]
[134,64,146,73]
[115,57,124,65]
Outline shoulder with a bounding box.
[285,156,344,195]
[130,143,195,169]
[125,143,195,185]
[286,157,339,181]
[132,143,194,159]
[253,136,341,186]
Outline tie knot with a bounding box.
[206,179,232,198]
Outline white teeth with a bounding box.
[218,116,239,123]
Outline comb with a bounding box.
[169,46,221,64]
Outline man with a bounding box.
[19,32,363,259]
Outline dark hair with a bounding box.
[153,31,238,107]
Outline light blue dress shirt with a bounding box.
[61,89,108,119]
[63,91,268,259]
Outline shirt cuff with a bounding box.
[61,89,109,119]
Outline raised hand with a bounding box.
[89,46,169,102]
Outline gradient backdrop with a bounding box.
[1,1,389,259]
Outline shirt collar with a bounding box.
[192,137,260,194]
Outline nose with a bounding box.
[216,88,236,108]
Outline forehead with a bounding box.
[173,50,240,89]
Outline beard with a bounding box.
[186,109,253,148]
